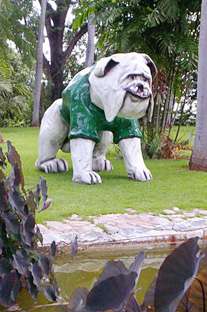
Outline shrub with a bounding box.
[0,141,58,308]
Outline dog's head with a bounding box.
[89,52,157,122]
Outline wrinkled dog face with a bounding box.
[89,52,157,122]
[117,73,151,119]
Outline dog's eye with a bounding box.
[128,75,136,80]
[143,77,149,82]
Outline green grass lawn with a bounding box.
[1,126,207,224]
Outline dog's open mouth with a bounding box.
[126,87,151,99]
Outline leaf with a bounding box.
[8,187,26,217]
[130,251,145,284]
[27,272,38,301]
[36,225,43,245]
[12,250,29,276]
[124,293,141,312]
[33,184,41,207]
[0,237,2,255]
[0,271,18,307]
[2,210,20,235]
[23,213,35,246]
[0,180,7,211]
[39,252,50,276]
[69,287,89,311]
[27,190,37,214]
[50,241,56,259]
[96,259,129,285]
[39,176,47,202]
[43,285,57,302]
[39,198,52,212]
[0,258,12,274]
[85,272,137,311]
[154,237,203,312]
[7,141,24,189]
[31,261,43,289]
[71,235,78,259]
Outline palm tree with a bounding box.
[189,0,207,171]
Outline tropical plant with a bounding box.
[62,237,206,311]
[0,141,58,308]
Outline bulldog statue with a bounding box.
[35,52,157,184]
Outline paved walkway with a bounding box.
[38,207,207,251]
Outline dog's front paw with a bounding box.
[72,171,102,184]
[128,166,152,182]
[39,159,69,173]
[92,157,113,172]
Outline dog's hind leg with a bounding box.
[92,131,113,171]
[35,99,69,173]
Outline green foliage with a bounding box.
[0,142,58,308]
[0,50,34,127]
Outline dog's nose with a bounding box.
[137,83,144,91]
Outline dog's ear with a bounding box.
[142,54,157,121]
[93,57,120,77]
[142,54,157,80]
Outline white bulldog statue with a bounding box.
[35,52,157,184]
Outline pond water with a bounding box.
[9,245,175,311]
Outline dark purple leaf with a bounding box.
[7,142,24,189]
[85,272,137,311]
[2,210,20,235]
[53,278,59,297]
[0,258,12,274]
[96,260,129,285]
[130,251,145,284]
[8,188,25,216]
[36,226,43,245]
[154,237,203,312]
[11,273,21,302]
[0,271,18,307]
[0,179,7,211]
[50,241,56,258]
[39,252,50,276]
[31,261,43,288]
[12,251,29,276]
[40,198,52,212]
[71,235,78,259]
[27,272,38,301]
[23,213,35,246]
[69,287,89,311]
[43,285,57,302]
[27,191,36,214]
[34,184,41,207]
[39,176,48,202]
[125,293,141,312]
[0,238,2,255]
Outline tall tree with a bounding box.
[189,0,207,171]
[42,1,87,102]
[32,0,47,127]
[85,14,95,67]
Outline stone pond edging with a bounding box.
[38,208,207,252]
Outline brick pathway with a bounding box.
[38,207,207,251]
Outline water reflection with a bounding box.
[1,246,175,311]
[54,246,173,306]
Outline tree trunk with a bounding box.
[85,14,95,68]
[42,1,87,103]
[189,0,207,171]
[32,0,47,127]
